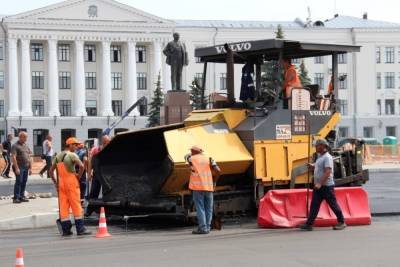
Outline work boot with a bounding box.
[192,228,209,235]
[333,222,347,230]
[298,224,313,231]
[75,219,92,236]
[12,198,21,204]
[20,197,29,203]
[61,220,73,237]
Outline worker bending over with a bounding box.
[185,146,221,234]
[282,59,302,109]
[88,135,111,200]
[50,137,91,236]
[299,139,346,231]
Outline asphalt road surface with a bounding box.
[0,171,399,214]
[0,217,399,267]
[363,171,400,214]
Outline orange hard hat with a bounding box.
[66,137,81,145]
[190,145,203,153]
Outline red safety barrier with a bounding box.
[258,187,371,228]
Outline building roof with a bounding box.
[175,19,302,29]
[324,15,400,28]
[175,15,400,29]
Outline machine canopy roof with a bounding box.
[195,39,360,63]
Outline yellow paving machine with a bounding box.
[88,39,369,218]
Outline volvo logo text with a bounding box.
[215,42,252,54]
[309,111,332,116]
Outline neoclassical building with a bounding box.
[1,0,400,153]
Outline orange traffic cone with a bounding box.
[95,207,112,238]
[14,248,24,267]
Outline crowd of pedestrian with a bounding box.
[0,131,108,210]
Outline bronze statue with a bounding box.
[163,33,188,91]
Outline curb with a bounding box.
[0,212,58,231]
[372,212,400,217]
[0,178,53,186]
[366,168,400,174]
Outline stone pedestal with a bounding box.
[161,91,192,125]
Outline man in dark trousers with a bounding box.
[299,139,346,231]
[39,134,54,178]
[185,145,221,234]
[11,132,32,204]
[75,143,88,202]
[88,135,110,200]
[2,134,13,178]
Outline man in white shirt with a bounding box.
[39,135,54,178]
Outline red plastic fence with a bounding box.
[258,187,371,228]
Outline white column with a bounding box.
[7,38,19,116]
[152,41,163,91]
[47,39,60,116]
[163,42,171,92]
[100,41,114,116]
[20,39,32,116]
[73,40,86,116]
[126,41,139,115]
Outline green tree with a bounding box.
[147,73,164,127]
[298,60,312,86]
[275,24,285,39]
[261,24,285,94]
[189,78,207,110]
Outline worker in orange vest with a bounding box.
[50,137,91,236]
[282,59,302,108]
[185,145,221,234]
[328,76,334,95]
[328,74,347,95]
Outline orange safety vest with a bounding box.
[328,80,333,94]
[189,154,214,192]
[284,65,302,98]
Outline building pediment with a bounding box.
[5,0,173,26]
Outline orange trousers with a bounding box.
[57,162,83,221]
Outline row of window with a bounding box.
[375,46,400,64]
[32,100,124,117]
[375,72,400,89]
[338,99,400,116]
[311,54,347,64]
[0,70,353,91]
[338,126,397,139]
[0,99,146,118]
[27,98,400,118]
[376,99,400,115]
[30,71,147,90]
[31,43,147,63]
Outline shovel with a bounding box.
[55,177,63,235]
[56,194,63,235]
[54,159,63,235]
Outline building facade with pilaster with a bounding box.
[0,0,399,153]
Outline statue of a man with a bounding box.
[163,33,188,91]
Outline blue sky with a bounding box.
[0,0,398,23]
